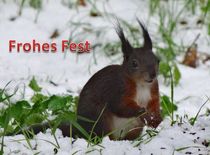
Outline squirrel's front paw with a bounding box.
[142,113,162,128]
[150,113,162,128]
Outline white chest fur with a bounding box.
[135,83,151,108]
[111,82,152,139]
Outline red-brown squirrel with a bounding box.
[12,20,162,140]
[73,20,162,140]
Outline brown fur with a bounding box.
[74,21,162,140]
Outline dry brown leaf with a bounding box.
[182,44,198,68]
[50,29,60,39]
[77,0,86,6]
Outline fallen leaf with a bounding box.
[182,44,198,68]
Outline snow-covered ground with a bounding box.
[4,115,210,155]
[0,0,210,154]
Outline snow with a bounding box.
[0,0,210,154]
[3,116,210,155]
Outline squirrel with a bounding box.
[10,20,162,140]
[74,20,162,140]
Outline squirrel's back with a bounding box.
[77,65,127,137]
[78,64,125,111]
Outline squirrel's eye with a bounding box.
[132,59,138,68]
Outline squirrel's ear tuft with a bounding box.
[115,23,132,60]
[137,19,152,50]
